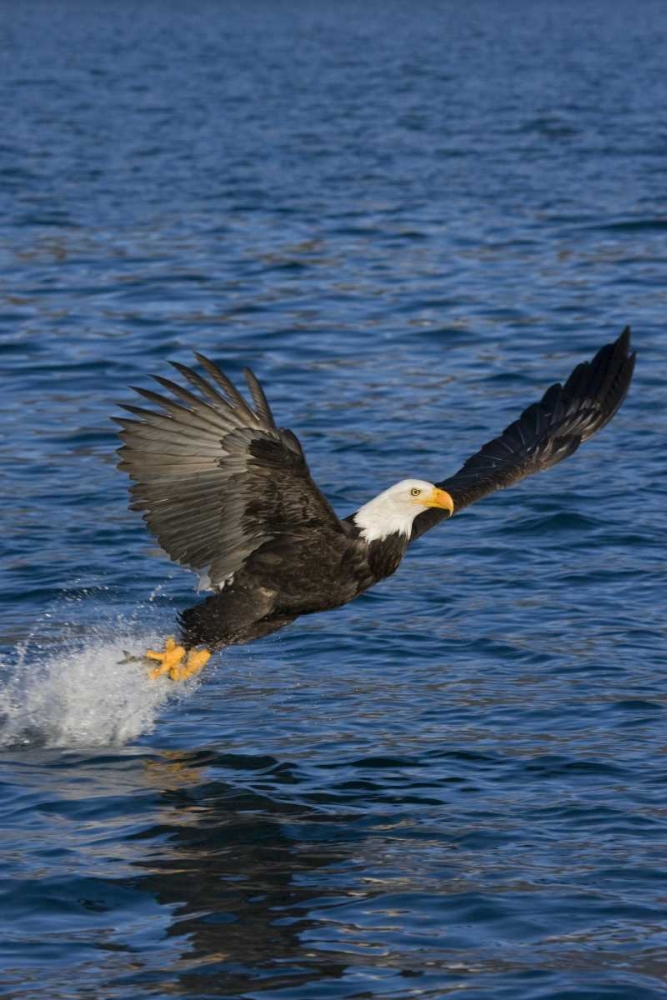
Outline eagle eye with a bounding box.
[410,488,421,497]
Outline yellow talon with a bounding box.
[145,635,177,660]
[168,648,211,682]
[145,636,186,679]
[144,637,211,682]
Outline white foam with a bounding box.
[0,630,195,749]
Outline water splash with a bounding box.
[0,629,194,749]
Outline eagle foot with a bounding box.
[145,636,186,679]
[168,647,211,682]
[144,637,211,682]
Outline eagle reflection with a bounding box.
[134,750,353,996]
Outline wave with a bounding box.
[0,628,196,749]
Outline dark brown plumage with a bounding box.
[116,328,635,665]
[410,327,636,540]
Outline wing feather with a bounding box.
[194,353,259,421]
[118,357,343,589]
[169,361,236,410]
[411,328,635,541]
[244,367,278,428]
[118,405,223,444]
[132,387,231,434]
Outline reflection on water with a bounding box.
[136,752,352,997]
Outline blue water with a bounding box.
[1,1,666,997]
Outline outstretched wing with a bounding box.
[411,328,636,542]
[116,356,344,590]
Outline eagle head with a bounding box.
[353,479,454,542]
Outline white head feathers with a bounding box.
[353,479,452,543]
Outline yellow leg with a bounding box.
[145,636,186,680]
[168,648,211,682]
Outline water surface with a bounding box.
[0,2,666,998]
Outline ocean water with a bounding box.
[0,1,666,997]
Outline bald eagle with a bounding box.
[116,328,635,681]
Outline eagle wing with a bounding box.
[116,356,344,590]
[411,328,636,542]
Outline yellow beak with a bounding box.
[419,487,455,516]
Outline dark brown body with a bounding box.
[179,528,408,650]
